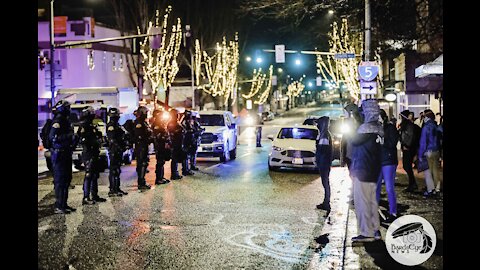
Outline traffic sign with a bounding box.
[360,81,377,95]
[335,53,355,59]
[358,61,379,81]
[316,76,322,86]
[275,45,285,63]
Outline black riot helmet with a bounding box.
[108,107,121,122]
[137,106,149,119]
[80,106,95,122]
[53,100,71,115]
[184,110,193,120]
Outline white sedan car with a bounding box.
[267,125,318,171]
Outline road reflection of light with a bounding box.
[126,189,154,246]
[161,184,184,248]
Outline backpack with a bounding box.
[40,119,53,149]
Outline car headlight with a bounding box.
[245,116,254,126]
[272,146,283,151]
[214,133,224,142]
[340,123,351,134]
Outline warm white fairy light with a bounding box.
[140,6,183,106]
[194,33,239,106]
[316,18,363,102]
[254,65,274,104]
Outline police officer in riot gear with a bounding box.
[134,106,153,189]
[152,108,172,185]
[181,110,196,176]
[189,113,204,170]
[79,106,107,205]
[167,109,185,180]
[106,107,129,196]
[49,100,78,214]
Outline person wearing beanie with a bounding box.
[418,109,442,195]
[350,99,384,242]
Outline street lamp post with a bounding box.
[49,0,56,109]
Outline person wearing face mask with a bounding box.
[376,109,400,224]
[314,116,334,216]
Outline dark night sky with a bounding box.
[38,0,333,81]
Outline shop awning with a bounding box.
[415,54,443,78]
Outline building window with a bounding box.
[112,53,117,71]
[87,50,95,70]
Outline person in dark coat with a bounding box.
[167,109,185,180]
[350,99,384,243]
[78,106,107,204]
[151,108,171,185]
[398,110,421,192]
[181,110,196,176]
[315,116,334,215]
[106,107,129,197]
[49,100,78,214]
[133,106,153,190]
[376,109,399,224]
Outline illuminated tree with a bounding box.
[140,6,183,107]
[316,18,363,102]
[194,34,239,108]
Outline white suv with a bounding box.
[197,110,238,162]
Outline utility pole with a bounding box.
[362,0,372,101]
[49,0,55,110]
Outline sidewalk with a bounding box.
[308,161,443,269]
[344,163,443,269]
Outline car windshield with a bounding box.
[277,128,318,140]
[198,114,225,126]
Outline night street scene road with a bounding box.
[37,0,443,269]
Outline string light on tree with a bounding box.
[316,18,363,102]
[254,65,274,105]
[140,6,183,108]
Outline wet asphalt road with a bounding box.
[38,106,343,270]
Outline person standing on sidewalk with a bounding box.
[376,109,399,224]
[398,110,421,192]
[418,109,442,196]
[315,116,333,216]
[350,99,384,243]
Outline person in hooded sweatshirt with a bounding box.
[315,116,334,216]
[350,99,384,243]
